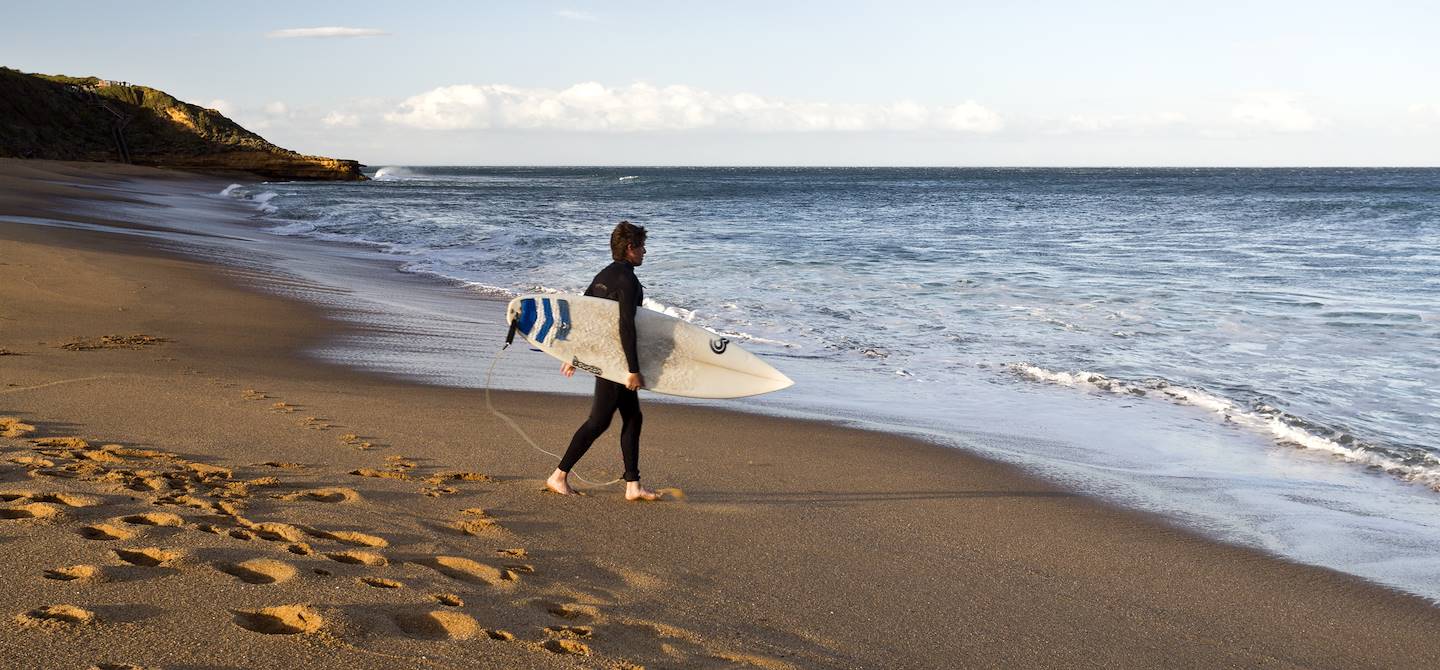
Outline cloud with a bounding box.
[266,27,388,39]
[263,101,289,116]
[555,9,598,22]
[205,99,234,116]
[385,82,1002,133]
[1409,103,1440,118]
[322,111,361,128]
[1230,93,1323,133]
[1047,112,1189,135]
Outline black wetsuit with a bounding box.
[558,261,644,481]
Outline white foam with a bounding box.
[374,166,416,181]
[618,175,640,182]
[264,221,316,235]
[643,297,695,322]
[1009,363,1440,491]
[219,183,243,197]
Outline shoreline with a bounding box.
[3,159,1438,668]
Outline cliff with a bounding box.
[0,68,365,181]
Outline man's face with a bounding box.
[627,241,647,266]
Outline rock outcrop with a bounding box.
[0,67,365,181]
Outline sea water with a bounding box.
[216,167,1440,600]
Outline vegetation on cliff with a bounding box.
[0,67,364,181]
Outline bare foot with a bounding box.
[546,469,577,495]
[625,482,660,502]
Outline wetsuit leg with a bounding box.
[616,387,642,481]
[558,377,619,473]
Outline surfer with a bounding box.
[546,221,661,501]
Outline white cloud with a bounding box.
[205,99,234,116]
[385,82,1003,133]
[1409,103,1440,118]
[555,9,598,22]
[264,101,289,116]
[1048,112,1188,135]
[266,27,387,39]
[322,111,361,128]
[1230,93,1323,133]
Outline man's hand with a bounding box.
[560,362,575,377]
[625,372,644,391]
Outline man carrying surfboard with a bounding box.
[546,221,661,501]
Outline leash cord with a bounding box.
[483,344,621,487]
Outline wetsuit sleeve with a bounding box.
[616,275,641,374]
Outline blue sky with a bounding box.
[4,1,1438,165]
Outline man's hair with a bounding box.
[610,220,647,262]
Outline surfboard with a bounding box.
[506,294,793,399]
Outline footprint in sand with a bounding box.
[425,556,503,585]
[358,576,402,589]
[0,417,37,439]
[113,548,181,567]
[79,524,136,541]
[242,522,306,543]
[325,550,387,566]
[310,529,387,547]
[546,625,594,641]
[33,492,102,507]
[217,559,296,585]
[280,487,360,503]
[44,565,101,582]
[454,508,501,536]
[285,542,315,556]
[0,502,61,520]
[349,469,409,481]
[233,605,322,635]
[16,604,96,626]
[543,639,592,655]
[539,602,599,622]
[394,610,481,641]
[88,663,160,670]
[432,593,463,607]
[119,512,184,527]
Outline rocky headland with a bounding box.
[0,67,365,181]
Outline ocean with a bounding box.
[217,166,1440,601]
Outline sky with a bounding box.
[4,1,1439,166]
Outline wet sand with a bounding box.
[1,159,1437,669]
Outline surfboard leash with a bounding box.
[484,341,622,487]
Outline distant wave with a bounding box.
[1009,363,1440,491]
[618,175,640,182]
[374,166,417,181]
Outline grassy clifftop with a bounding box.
[0,68,365,181]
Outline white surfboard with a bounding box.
[506,294,793,399]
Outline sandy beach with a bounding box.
[1,159,1438,669]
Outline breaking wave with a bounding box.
[1009,363,1440,491]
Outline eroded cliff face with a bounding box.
[0,68,365,181]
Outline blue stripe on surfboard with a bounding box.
[516,298,538,335]
[535,298,555,343]
[556,299,572,341]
